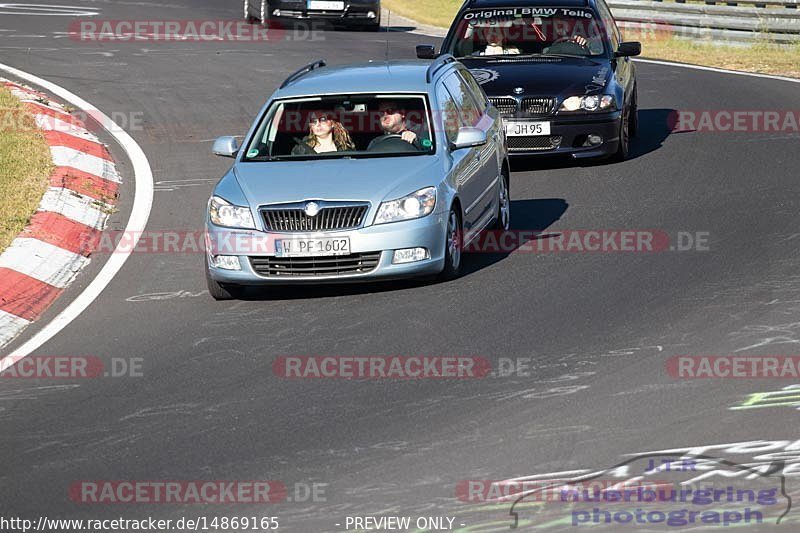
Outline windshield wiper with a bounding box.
[530,53,601,62]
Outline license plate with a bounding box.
[307,0,345,10]
[504,121,551,136]
[275,237,350,257]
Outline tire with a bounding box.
[612,105,630,162]
[491,171,511,231]
[629,85,639,138]
[437,204,463,281]
[205,256,243,301]
[366,12,382,31]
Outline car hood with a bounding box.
[232,156,443,207]
[461,56,612,97]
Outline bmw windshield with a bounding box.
[243,94,436,161]
[446,7,607,58]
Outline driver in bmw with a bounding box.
[369,101,425,150]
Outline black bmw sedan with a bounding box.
[418,0,641,160]
[245,0,381,31]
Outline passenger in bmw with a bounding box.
[291,112,355,155]
[477,26,520,56]
[367,101,430,152]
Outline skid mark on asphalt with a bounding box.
[126,290,208,302]
[0,384,80,400]
[612,381,704,396]
[118,403,201,422]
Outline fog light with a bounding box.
[587,134,603,146]
[550,135,562,146]
[393,248,429,264]
[213,255,241,271]
[273,9,281,16]
[367,11,377,18]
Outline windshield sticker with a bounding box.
[464,8,594,20]
[246,148,260,158]
[470,68,500,85]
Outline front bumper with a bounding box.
[206,211,446,285]
[268,1,380,24]
[504,111,622,159]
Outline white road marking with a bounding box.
[0,238,90,288]
[50,146,120,182]
[0,62,153,365]
[0,4,99,16]
[634,58,800,85]
[38,187,110,229]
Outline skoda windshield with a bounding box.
[243,94,436,161]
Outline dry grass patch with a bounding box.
[0,85,53,253]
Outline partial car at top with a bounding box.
[245,0,381,31]
[205,58,510,300]
[417,0,641,160]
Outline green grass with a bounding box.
[0,85,53,254]
[382,0,800,78]
[640,38,800,78]
[383,0,462,28]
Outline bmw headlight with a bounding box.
[208,195,256,229]
[559,95,616,112]
[375,187,436,225]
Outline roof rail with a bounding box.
[425,54,457,83]
[280,59,326,89]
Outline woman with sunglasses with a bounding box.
[292,113,355,155]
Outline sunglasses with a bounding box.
[380,107,402,116]
[308,116,330,126]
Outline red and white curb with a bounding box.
[0,79,120,348]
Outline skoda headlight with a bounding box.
[375,187,436,225]
[208,195,255,229]
[559,95,616,112]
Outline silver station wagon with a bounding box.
[205,57,510,299]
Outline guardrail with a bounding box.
[609,0,800,43]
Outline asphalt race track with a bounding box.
[1,1,800,531]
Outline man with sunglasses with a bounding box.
[367,101,429,152]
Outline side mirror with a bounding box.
[451,127,488,151]
[615,41,641,57]
[212,136,239,158]
[416,44,438,59]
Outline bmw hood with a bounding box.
[462,56,612,98]
[232,156,443,208]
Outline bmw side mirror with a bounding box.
[615,42,641,58]
[212,136,239,158]
[416,44,438,59]
[451,127,488,151]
